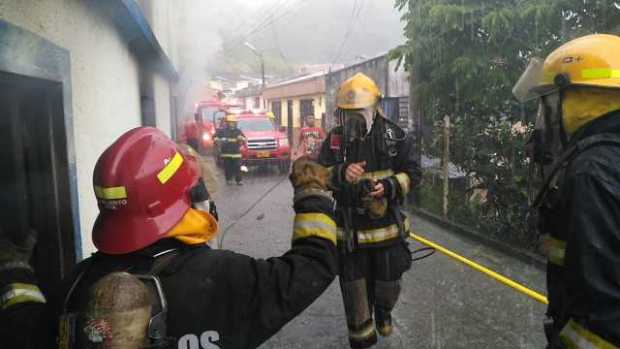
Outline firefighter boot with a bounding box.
[375,308,393,337]
[374,280,401,337]
[341,279,378,348]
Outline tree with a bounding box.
[394,0,620,245]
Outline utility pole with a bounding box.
[442,115,450,219]
[244,42,265,88]
[260,56,265,88]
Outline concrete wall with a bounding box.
[153,72,172,136]
[0,1,174,255]
[137,0,176,137]
[241,95,266,112]
[325,54,410,129]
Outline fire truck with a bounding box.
[179,98,242,154]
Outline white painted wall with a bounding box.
[0,1,143,255]
[153,72,172,136]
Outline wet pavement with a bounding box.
[211,164,547,349]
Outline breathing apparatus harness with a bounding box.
[334,108,435,262]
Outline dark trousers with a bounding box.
[339,241,412,348]
[223,157,241,183]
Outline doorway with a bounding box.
[287,99,294,143]
[0,72,77,293]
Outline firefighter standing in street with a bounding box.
[513,34,620,348]
[319,73,421,348]
[54,127,338,348]
[215,114,245,185]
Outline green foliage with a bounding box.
[396,0,620,247]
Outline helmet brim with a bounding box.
[92,198,191,254]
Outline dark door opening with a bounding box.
[271,101,282,126]
[0,72,77,294]
[287,100,294,143]
[300,99,314,124]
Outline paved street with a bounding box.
[211,165,547,349]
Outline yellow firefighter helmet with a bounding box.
[224,114,237,123]
[266,111,275,119]
[336,73,382,110]
[514,34,620,134]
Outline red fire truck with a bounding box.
[179,98,242,154]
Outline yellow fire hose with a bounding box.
[410,232,549,305]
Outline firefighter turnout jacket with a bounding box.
[59,195,338,349]
[538,111,620,347]
[0,266,51,348]
[214,127,245,158]
[319,113,421,248]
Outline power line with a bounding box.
[228,0,288,41]
[227,0,306,50]
[244,0,307,38]
[331,0,360,65]
[271,21,289,63]
[226,0,309,57]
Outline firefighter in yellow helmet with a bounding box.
[514,34,620,348]
[214,114,246,185]
[318,73,421,348]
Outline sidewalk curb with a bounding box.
[410,207,546,271]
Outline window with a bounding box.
[300,99,314,120]
[271,101,282,125]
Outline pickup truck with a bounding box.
[216,112,291,173]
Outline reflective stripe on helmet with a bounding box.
[94,186,128,200]
[582,68,620,80]
[337,216,410,245]
[1,282,46,309]
[541,235,566,266]
[157,152,184,184]
[560,319,618,349]
[293,213,337,245]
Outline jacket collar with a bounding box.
[571,110,620,143]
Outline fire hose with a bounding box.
[410,232,548,305]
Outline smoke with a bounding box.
[172,0,405,118]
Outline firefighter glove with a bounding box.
[0,228,37,267]
[290,157,334,205]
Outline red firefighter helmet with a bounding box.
[92,127,200,254]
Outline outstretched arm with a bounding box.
[216,159,338,348]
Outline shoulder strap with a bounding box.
[531,133,620,209]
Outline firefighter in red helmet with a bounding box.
[58,127,338,349]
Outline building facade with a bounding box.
[0,0,179,290]
[236,85,266,112]
[263,72,327,147]
[324,54,410,130]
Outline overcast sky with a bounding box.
[178,0,406,66]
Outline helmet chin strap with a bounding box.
[192,200,211,213]
[189,178,218,220]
